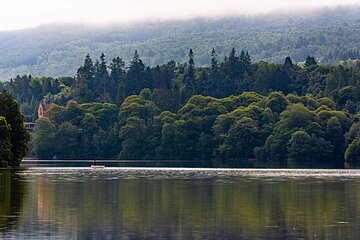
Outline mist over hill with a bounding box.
[0,5,359,81]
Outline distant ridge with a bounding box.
[0,5,359,81]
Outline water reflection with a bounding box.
[21,159,348,169]
[2,169,360,239]
[0,170,27,234]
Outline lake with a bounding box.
[1,168,360,239]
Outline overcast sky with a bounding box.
[0,0,359,31]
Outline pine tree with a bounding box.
[83,54,95,81]
[126,50,147,95]
[305,56,317,67]
[109,57,125,104]
[211,48,218,70]
[74,54,95,102]
[239,50,246,75]
[284,56,294,69]
[208,48,222,97]
[94,53,110,102]
[244,51,253,75]
[224,48,240,79]
[181,49,196,102]
[187,49,195,80]
[152,65,165,89]
[162,60,176,89]
[74,67,87,102]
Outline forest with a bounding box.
[1,48,360,166]
[0,5,359,80]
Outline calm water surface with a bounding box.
[1,168,360,239]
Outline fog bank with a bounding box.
[0,0,359,30]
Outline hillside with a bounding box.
[0,5,359,80]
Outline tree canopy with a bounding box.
[1,48,359,167]
[0,92,30,167]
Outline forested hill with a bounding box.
[2,46,360,165]
[0,5,359,80]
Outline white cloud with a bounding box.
[0,0,359,30]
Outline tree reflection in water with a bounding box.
[2,169,360,239]
[0,170,27,234]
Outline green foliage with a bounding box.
[32,118,56,159]
[0,75,72,121]
[345,119,360,163]
[55,122,79,159]
[255,101,341,166]
[118,92,160,159]
[2,46,360,123]
[276,104,319,134]
[0,92,30,167]
[226,117,261,159]
[287,131,332,166]
[326,117,345,159]
[27,68,360,166]
[0,117,12,167]
[214,101,274,161]
[265,92,289,114]
[118,93,159,126]
[287,131,313,163]
[345,138,360,163]
[119,116,147,159]
[32,101,119,159]
[1,42,357,167]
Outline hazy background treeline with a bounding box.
[0,5,359,80]
[1,47,360,166]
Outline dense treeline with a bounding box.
[0,6,359,80]
[2,49,360,119]
[31,101,119,159]
[33,89,360,166]
[0,92,30,167]
[0,76,73,121]
[3,48,358,165]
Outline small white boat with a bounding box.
[91,165,106,169]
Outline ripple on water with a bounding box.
[14,168,360,183]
